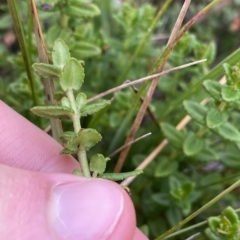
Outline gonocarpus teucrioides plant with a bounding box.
[31,38,142,179]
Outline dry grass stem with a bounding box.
[108,132,152,158]
[167,0,191,45]
[87,59,206,103]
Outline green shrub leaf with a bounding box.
[66,128,102,151]
[81,100,111,116]
[60,131,76,144]
[202,80,223,102]
[154,158,178,177]
[221,86,240,102]
[76,92,87,111]
[60,58,84,91]
[52,39,70,69]
[183,100,207,124]
[90,154,110,175]
[183,132,205,156]
[206,108,228,129]
[71,41,101,59]
[99,170,143,180]
[193,146,219,162]
[32,63,61,79]
[214,122,240,142]
[161,122,184,149]
[64,0,101,19]
[30,106,73,119]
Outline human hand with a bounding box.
[0,101,148,240]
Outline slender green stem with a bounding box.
[163,220,207,239]
[60,13,69,28]
[155,179,240,240]
[66,89,81,131]
[92,171,98,178]
[7,0,38,106]
[77,147,91,177]
[218,101,227,111]
[66,89,90,177]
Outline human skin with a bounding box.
[0,101,148,240]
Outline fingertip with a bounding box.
[50,178,136,240]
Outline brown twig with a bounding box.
[30,0,63,142]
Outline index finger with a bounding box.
[0,101,79,173]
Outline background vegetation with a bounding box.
[1,0,240,239]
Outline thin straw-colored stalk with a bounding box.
[167,0,192,45]
[116,0,172,85]
[87,59,206,103]
[108,133,152,158]
[30,0,63,142]
[114,0,222,173]
[121,76,226,186]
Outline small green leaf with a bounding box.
[202,80,223,102]
[214,122,240,142]
[30,106,74,119]
[90,154,108,175]
[52,38,70,69]
[183,100,207,124]
[54,91,65,101]
[72,168,83,176]
[61,96,71,108]
[206,108,228,129]
[183,132,205,156]
[193,146,219,162]
[221,85,240,102]
[170,182,195,200]
[60,131,76,144]
[223,63,234,85]
[161,122,184,149]
[66,128,102,151]
[222,207,239,225]
[81,100,111,116]
[99,170,143,181]
[71,41,101,59]
[64,0,101,19]
[154,158,178,177]
[60,58,84,91]
[208,217,220,232]
[76,92,87,112]
[32,63,61,79]
[60,148,76,154]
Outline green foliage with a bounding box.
[208,207,240,240]
[2,0,240,239]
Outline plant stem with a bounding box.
[66,89,90,177]
[66,89,81,131]
[60,13,69,28]
[77,147,91,177]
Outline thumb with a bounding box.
[0,163,136,240]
